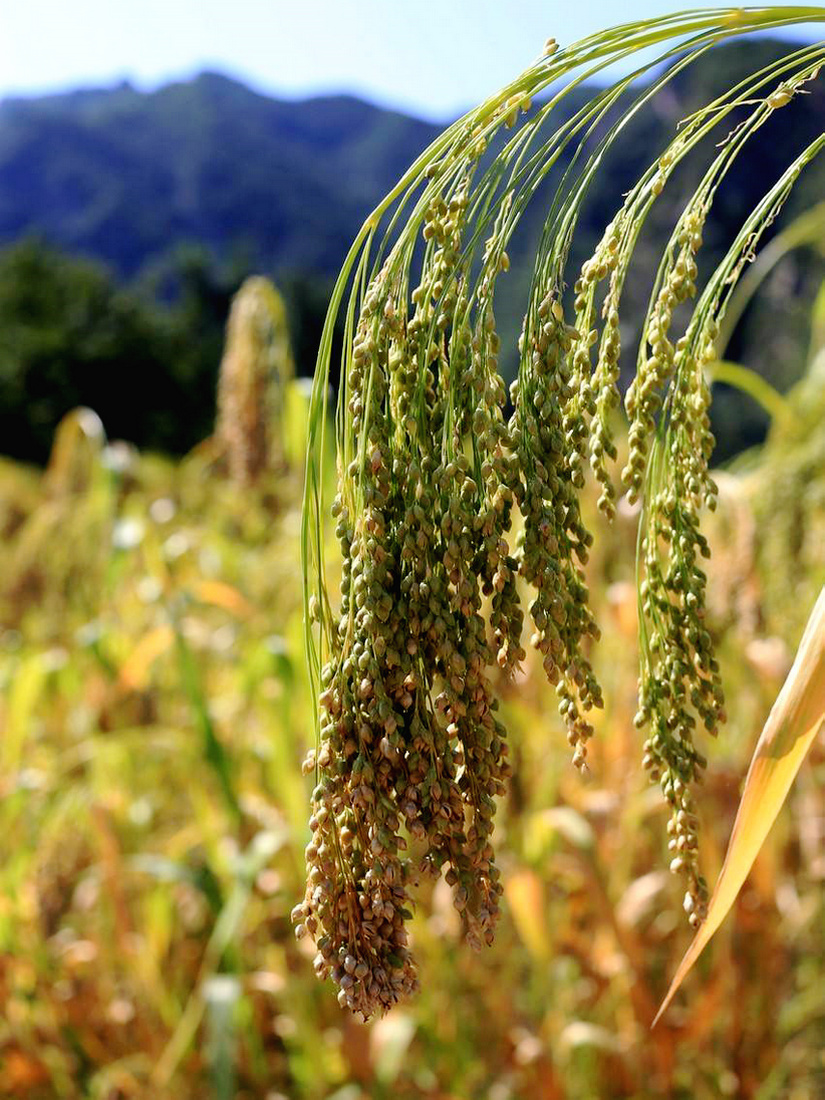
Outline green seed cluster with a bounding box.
[296,172,730,1010]
[292,278,421,1020]
[634,330,725,919]
[298,170,746,1010]
[571,220,624,519]
[295,163,614,1014]
[512,295,603,767]
[564,199,727,920]
[294,188,533,1019]
[623,207,706,502]
[635,491,725,921]
[563,191,727,917]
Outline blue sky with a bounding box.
[1,2,821,119]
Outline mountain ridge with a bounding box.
[1,47,822,291]
[0,46,822,462]
[0,70,442,279]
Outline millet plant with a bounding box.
[216,276,295,485]
[294,7,825,1020]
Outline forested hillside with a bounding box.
[0,39,823,462]
[0,72,441,278]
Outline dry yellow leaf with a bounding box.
[191,579,255,619]
[654,586,825,1025]
[505,867,550,963]
[118,625,174,691]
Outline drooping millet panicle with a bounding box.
[631,133,825,916]
[293,282,422,1020]
[295,179,521,1016]
[626,355,708,917]
[563,182,722,904]
[630,316,727,919]
[559,67,825,913]
[628,115,821,914]
[298,12,825,1018]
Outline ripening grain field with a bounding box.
[2,9,825,1099]
[0,353,822,1099]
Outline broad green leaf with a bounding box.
[717,201,825,355]
[654,586,825,1026]
[706,359,795,431]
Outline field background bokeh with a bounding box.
[0,323,822,1098]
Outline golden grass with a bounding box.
[0,407,821,1097]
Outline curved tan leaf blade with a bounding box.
[653,586,825,1027]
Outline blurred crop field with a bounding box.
[0,332,823,1099]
